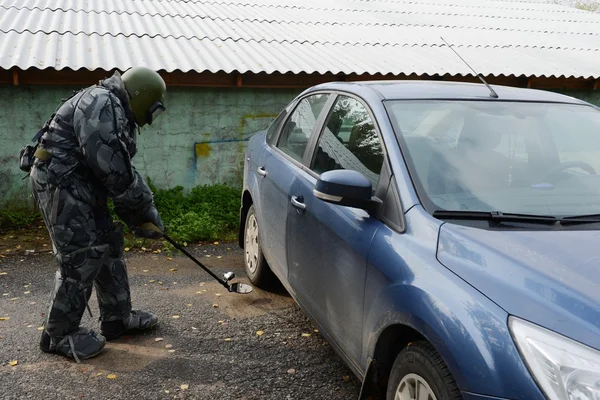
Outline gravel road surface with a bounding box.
[0,242,360,399]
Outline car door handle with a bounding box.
[257,166,267,177]
[291,196,306,211]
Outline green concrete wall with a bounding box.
[0,85,302,207]
[0,84,597,207]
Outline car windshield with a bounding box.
[386,100,600,217]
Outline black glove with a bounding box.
[133,222,164,239]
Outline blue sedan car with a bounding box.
[238,80,600,400]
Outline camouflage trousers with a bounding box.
[30,165,132,339]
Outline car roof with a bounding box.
[308,80,588,105]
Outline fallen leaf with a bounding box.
[287,368,296,374]
[124,247,130,252]
[215,293,222,297]
[2,293,8,296]
[107,374,117,379]
[152,249,161,254]
[217,256,223,259]
[155,337,164,342]
[224,338,232,342]
[183,242,188,247]
[191,327,198,330]
[165,344,173,349]
[181,384,189,390]
[213,242,219,245]
[256,331,264,336]
[169,268,177,272]
[199,282,205,286]
[96,372,104,376]
[187,304,192,307]
[164,390,170,394]
[29,301,36,305]
[167,257,173,261]
[9,360,18,367]
[26,324,33,328]
[158,281,163,285]
[218,320,225,324]
[24,291,31,295]
[37,326,44,331]
[168,349,176,353]
[205,255,212,258]
[141,247,147,251]
[172,315,180,319]
[302,333,312,337]
[0,272,7,276]
[142,269,149,272]
[314,329,319,333]
[0,317,9,321]
[148,280,156,283]
[9,297,19,301]
[213,304,219,308]
[196,291,203,294]
[343,375,350,382]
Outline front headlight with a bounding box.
[510,316,600,400]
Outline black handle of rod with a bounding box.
[163,234,229,288]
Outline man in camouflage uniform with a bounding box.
[28,66,167,361]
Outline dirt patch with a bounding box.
[170,280,295,320]
[85,337,170,372]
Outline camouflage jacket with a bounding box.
[35,71,162,230]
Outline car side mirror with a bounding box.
[313,170,382,215]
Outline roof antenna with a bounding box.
[440,36,498,98]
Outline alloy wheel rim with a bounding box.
[245,214,259,275]
[395,373,437,400]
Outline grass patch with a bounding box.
[0,209,42,231]
[148,180,241,245]
[1,181,241,252]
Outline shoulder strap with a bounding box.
[31,88,85,143]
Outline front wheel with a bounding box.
[244,205,275,289]
[386,341,461,400]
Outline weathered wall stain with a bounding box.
[0,84,301,206]
[195,143,212,158]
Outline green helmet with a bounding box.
[121,66,167,127]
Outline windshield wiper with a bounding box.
[560,214,600,225]
[432,210,558,224]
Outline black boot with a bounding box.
[101,310,159,341]
[39,328,106,361]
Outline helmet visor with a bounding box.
[147,102,166,125]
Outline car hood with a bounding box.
[437,223,600,350]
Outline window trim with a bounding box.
[382,176,406,234]
[304,91,391,190]
[270,91,336,169]
[266,107,290,146]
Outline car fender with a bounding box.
[362,231,544,399]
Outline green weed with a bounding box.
[1,182,241,249]
[0,209,42,230]
[151,182,241,244]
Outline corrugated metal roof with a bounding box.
[1,0,599,78]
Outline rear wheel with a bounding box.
[244,205,275,289]
[386,341,461,400]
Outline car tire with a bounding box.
[243,205,275,289]
[386,341,461,400]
